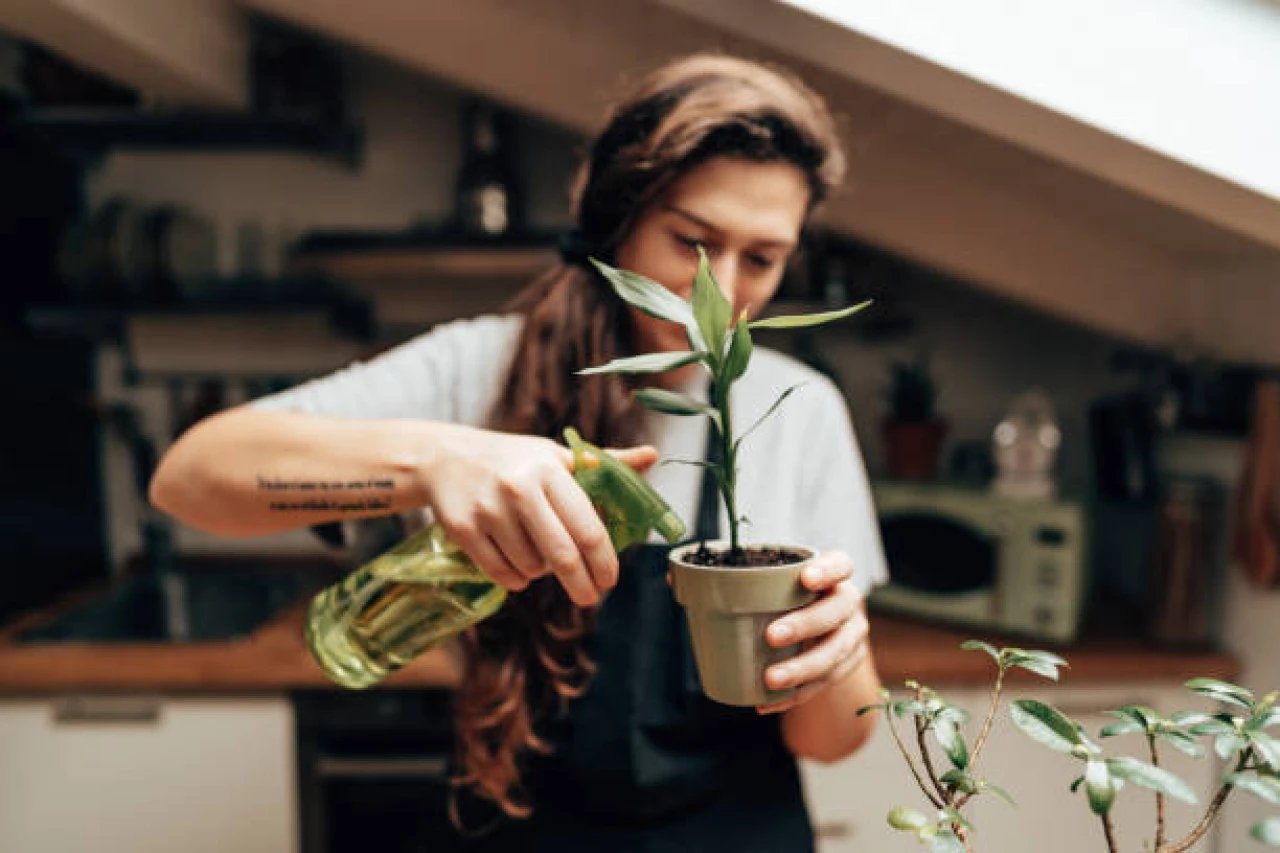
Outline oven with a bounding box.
[294,689,464,853]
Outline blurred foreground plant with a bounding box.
[859,642,1280,852]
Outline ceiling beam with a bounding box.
[0,0,248,108]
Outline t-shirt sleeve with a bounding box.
[244,314,522,424]
[798,377,889,595]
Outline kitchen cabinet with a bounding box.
[0,695,297,853]
[802,684,1226,853]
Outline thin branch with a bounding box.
[955,666,1006,808]
[1150,734,1167,850]
[885,713,943,810]
[916,708,948,805]
[1158,747,1253,853]
[1102,811,1120,853]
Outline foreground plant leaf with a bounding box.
[1225,773,1280,804]
[589,259,704,349]
[1106,756,1197,804]
[1186,677,1255,711]
[579,350,705,376]
[1254,817,1280,845]
[748,300,871,330]
[1011,699,1083,754]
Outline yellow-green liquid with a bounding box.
[304,524,506,689]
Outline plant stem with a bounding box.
[885,713,943,809]
[956,666,1006,808]
[1101,811,1120,853]
[914,692,948,805]
[1157,748,1253,853]
[1149,734,1166,850]
[712,380,740,554]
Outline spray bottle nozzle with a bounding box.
[563,428,686,550]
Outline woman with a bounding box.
[151,53,888,851]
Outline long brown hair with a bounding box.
[450,52,846,825]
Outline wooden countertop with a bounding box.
[0,581,1240,695]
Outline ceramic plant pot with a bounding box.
[669,541,817,707]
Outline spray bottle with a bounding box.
[304,428,685,688]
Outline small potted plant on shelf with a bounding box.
[883,353,948,481]
[579,250,868,707]
[859,642,1280,852]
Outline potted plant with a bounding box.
[580,250,868,706]
[859,642,1280,851]
[884,353,948,480]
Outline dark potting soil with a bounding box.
[685,543,808,567]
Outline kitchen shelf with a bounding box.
[289,229,558,281]
[4,108,364,169]
[24,278,376,343]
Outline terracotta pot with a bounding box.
[669,541,817,706]
[883,418,948,480]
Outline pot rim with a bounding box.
[668,539,815,571]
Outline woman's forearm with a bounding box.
[149,407,439,537]
[781,651,882,763]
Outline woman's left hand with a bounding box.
[757,550,869,715]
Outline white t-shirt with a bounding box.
[248,314,887,593]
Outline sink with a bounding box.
[14,566,331,644]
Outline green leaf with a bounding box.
[939,769,974,792]
[692,248,732,364]
[928,828,966,853]
[1186,678,1255,711]
[1189,717,1237,737]
[1084,759,1117,815]
[1070,775,1084,793]
[960,640,1001,664]
[1106,756,1197,804]
[1216,732,1250,761]
[1005,650,1066,681]
[589,258,705,349]
[1249,709,1280,732]
[1158,730,1206,758]
[579,350,705,376]
[1225,773,1280,805]
[934,714,970,770]
[1252,733,1280,772]
[887,806,929,831]
[1100,720,1145,738]
[733,383,805,456]
[1110,705,1157,728]
[981,781,1017,806]
[634,388,719,419]
[1172,711,1216,727]
[1011,699,1084,754]
[1253,817,1280,845]
[720,315,753,385]
[748,300,871,330]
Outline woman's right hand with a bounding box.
[421,423,658,607]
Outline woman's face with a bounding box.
[614,156,809,381]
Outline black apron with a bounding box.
[464,425,814,852]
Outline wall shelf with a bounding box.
[3,108,364,169]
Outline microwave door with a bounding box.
[880,513,998,595]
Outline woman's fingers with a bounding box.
[543,468,617,605]
[443,520,529,593]
[798,551,854,593]
[766,581,859,647]
[765,608,869,692]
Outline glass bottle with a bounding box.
[453,98,523,237]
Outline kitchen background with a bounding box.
[1,1,1279,852]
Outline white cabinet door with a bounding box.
[0,696,298,853]
[804,685,1224,853]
